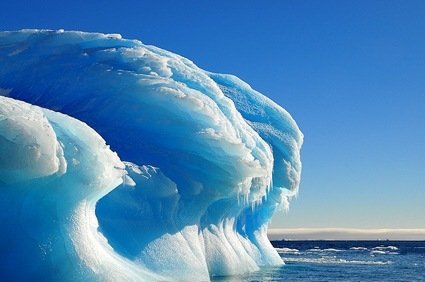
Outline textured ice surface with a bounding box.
[0,30,303,281]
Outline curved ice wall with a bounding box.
[0,30,303,281]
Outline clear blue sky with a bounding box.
[1,1,424,229]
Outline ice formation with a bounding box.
[0,30,303,281]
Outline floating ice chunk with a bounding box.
[275,247,300,253]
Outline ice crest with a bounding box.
[0,30,303,281]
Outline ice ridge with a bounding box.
[0,30,303,281]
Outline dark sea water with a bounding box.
[213,241,425,282]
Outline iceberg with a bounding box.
[0,30,303,281]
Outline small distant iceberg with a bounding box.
[307,248,343,253]
[372,246,399,251]
[370,246,399,255]
[275,247,300,254]
[0,30,303,281]
[350,247,369,251]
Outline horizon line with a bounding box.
[267,228,425,241]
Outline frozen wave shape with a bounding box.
[0,30,303,281]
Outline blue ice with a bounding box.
[0,30,303,281]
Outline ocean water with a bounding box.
[213,241,425,282]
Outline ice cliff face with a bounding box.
[0,30,303,281]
